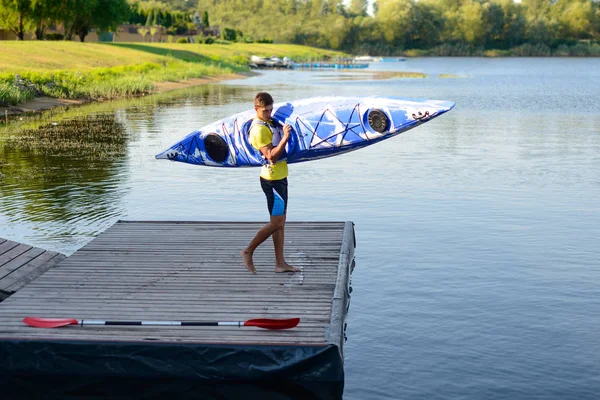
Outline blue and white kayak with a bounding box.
[155,96,455,167]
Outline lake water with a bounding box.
[1,57,600,399]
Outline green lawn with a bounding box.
[0,42,346,73]
[0,42,347,106]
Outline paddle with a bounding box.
[23,317,300,330]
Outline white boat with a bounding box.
[249,55,293,69]
[353,56,383,63]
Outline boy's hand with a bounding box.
[283,124,292,139]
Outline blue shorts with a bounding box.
[260,177,288,216]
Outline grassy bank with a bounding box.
[0,42,347,107]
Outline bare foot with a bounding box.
[241,249,256,274]
[275,262,301,273]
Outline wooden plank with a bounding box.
[0,240,23,261]
[0,244,32,267]
[0,237,67,297]
[3,253,66,293]
[0,247,45,280]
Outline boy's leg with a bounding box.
[242,177,298,273]
[242,215,285,273]
[273,215,300,272]
[240,178,287,274]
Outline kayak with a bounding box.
[155,96,455,167]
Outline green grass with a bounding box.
[0,42,348,107]
[0,42,346,72]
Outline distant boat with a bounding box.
[353,56,383,63]
[249,55,293,69]
[292,62,369,69]
[381,57,407,62]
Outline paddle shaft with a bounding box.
[76,320,243,327]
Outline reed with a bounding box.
[0,82,36,105]
[5,115,127,155]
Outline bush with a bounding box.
[176,37,188,44]
[567,42,597,56]
[231,55,248,65]
[483,49,511,57]
[512,43,551,56]
[554,44,571,56]
[257,38,273,44]
[222,27,236,41]
[167,25,188,35]
[45,33,64,41]
[203,36,215,44]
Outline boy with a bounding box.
[240,92,300,274]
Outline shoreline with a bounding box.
[0,72,257,121]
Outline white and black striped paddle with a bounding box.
[23,317,300,330]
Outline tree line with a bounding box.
[198,0,600,54]
[0,0,205,41]
[1,0,599,53]
[0,0,129,40]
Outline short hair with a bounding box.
[254,92,274,108]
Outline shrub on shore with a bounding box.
[0,81,36,106]
[403,42,600,57]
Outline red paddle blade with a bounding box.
[244,318,300,330]
[23,317,79,329]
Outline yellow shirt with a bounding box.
[249,120,288,181]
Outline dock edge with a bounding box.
[325,221,356,358]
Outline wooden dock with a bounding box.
[0,221,355,396]
[0,237,66,301]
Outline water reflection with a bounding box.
[0,84,257,254]
[0,115,128,250]
[0,84,253,138]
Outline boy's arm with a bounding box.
[259,124,291,163]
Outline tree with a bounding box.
[498,0,526,48]
[150,25,157,41]
[30,0,61,39]
[556,0,593,39]
[348,0,367,17]
[412,0,444,48]
[481,2,505,48]
[283,0,297,15]
[145,8,153,26]
[138,26,148,41]
[0,0,33,39]
[458,0,486,45]
[592,3,600,40]
[202,9,208,26]
[376,0,413,47]
[63,0,129,42]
